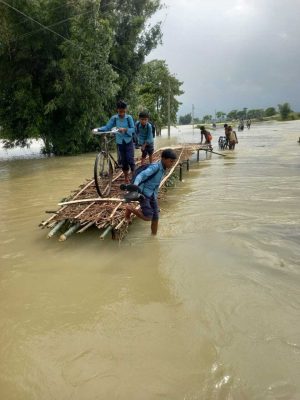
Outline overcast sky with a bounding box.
[147,0,300,117]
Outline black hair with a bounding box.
[139,110,149,118]
[200,125,205,130]
[161,148,177,160]
[116,100,127,109]
[224,123,228,127]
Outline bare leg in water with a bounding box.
[125,206,158,235]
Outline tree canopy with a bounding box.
[246,109,264,120]
[278,103,292,120]
[215,111,226,120]
[264,107,277,117]
[202,114,212,123]
[133,59,183,134]
[178,113,192,125]
[0,0,163,154]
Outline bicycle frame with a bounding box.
[94,131,119,170]
[93,131,122,197]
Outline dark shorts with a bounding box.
[139,195,159,221]
[141,143,154,158]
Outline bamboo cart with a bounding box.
[40,144,216,241]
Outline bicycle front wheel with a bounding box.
[94,152,113,197]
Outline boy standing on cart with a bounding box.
[135,111,154,165]
[94,100,135,183]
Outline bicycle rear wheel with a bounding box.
[94,152,113,197]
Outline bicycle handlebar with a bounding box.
[92,130,117,136]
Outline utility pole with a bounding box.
[167,80,171,137]
[192,104,195,135]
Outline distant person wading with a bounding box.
[199,126,213,148]
[228,126,238,150]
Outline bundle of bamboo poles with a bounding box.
[40,144,210,241]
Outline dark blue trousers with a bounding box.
[117,140,135,172]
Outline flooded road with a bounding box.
[1,121,300,399]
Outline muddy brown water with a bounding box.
[0,121,300,399]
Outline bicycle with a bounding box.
[92,128,120,197]
[218,136,228,150]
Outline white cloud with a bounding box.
[226,0,257,17]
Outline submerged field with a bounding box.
[0,120,300,399]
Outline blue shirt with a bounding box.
[133,161,165,199]
[135,122,154,145]
[98,114,135,144]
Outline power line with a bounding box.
[0,0,75,44]
[13,9,95,42]
[1,0,77,29]
[47,0,77,13]
[0,0,127,75]
[12,5,116,43]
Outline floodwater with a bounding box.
[0,121,300,400]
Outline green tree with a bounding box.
[0,0,53,148]
[202,115,212,122]
[0,0,163,154]
[227,110,238,120]
[179,113,192,125]
[278,102,292,120]
[134,59,183,135]
[236,110,245,120]
[43,3,119,155]
[264,107,276,117]
[216,111,226,120]
[104,0,162,104]
[247,109,264,120]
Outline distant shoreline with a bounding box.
[0,139,44,161]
